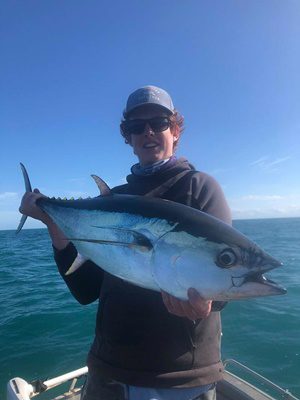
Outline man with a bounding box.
[20,85,231,400]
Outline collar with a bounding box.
[131,156,177,176]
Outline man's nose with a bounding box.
[143,123,155,136]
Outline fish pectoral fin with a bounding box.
[88,227,153,251]
[68,236,152,252]
[65,253,89,276]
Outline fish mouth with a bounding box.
[231,254,285,294]
[245,272,283,288]
[232,272,287,295]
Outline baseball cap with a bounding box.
[123,85,175,117]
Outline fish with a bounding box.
[18,163,286,301]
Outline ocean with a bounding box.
[0,218,299,399]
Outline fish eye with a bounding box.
[217,248,238,268]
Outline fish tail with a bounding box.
[16,163,33,234]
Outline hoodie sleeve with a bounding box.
[191,172,232,225]
[53,242,104,305]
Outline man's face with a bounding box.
[126,106,178,166]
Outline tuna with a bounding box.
[18,163,286,301]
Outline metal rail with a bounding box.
[8,362,298,400]
[224,359,299,400]
[29,367,88,398]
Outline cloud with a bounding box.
[229,194,300,219]
[0,211,44,231]
[250,156,269,167]
[240,195,283,201]
[250,156,291,172]
[232,194,300,202]
[267,156,291,167]
[0,192,18,200]
[232,205,300,220]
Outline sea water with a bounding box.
[0,218,299,399]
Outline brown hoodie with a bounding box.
[54,157,231,388]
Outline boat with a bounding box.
[7,359,299,400]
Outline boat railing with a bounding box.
[7,361,299,400]
[7,367,88,400]
[223,359,298,400]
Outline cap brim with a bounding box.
[124,103,174,118]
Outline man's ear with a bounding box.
[172,126,180,143]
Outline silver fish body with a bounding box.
[36,193,286,301]
[18,163,286,301]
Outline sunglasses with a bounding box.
[122,117,171,136]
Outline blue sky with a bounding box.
[1,0,299,230]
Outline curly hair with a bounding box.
[169,110,185,150]
[120,109,185,150]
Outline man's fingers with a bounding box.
[19,190,49,222]
[161,291,173,312]
[162,290,212,320]
[188,288,212,317]
[168,295,188,317]
[162,292,198,320]
[179,300,200,321]
[161,292,185,317]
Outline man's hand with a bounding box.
[19,188,52,225]
[19,189,69,250]
[161,288,212,320]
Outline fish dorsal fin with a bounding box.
[91,174,111,196]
